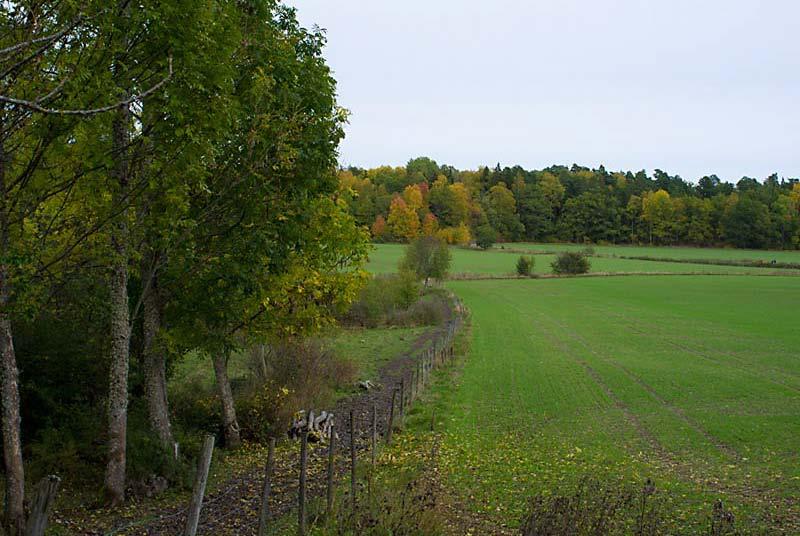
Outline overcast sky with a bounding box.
[288,1,799,182]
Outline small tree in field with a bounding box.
[400,236,452,286]
[475,224,498,250]
[551,252,590,275]
[516,256,535,276]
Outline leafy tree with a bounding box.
[403,183,425,214]
[371,215,388,241]
[400,236,451,286]
[387,196,420,242]
[673,197,714,245]
[722,196,773,248]
[642,190,676,244]
[421,213,439,236]
[475,224,498,250]
[483,182,525,240]
[406,156,440,181]
[558,192,621,243]
[437,224,471,245]
[428,177,470,227]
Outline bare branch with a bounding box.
[0,15,83,57]
[0,56,173,116]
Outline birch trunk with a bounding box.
[212,352,240,448]
[141,264,174,451]
[104,95,132,505]
[0,109,26,535]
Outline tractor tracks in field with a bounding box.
[495,294,743,475]
[541,313,743,462]
[494,296,681,470]
[599,307,800,396]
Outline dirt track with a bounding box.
[102,317,456,535]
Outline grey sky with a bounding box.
[288,1,799,182]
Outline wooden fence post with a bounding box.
[399,379,405,422]
[257,438,276,536]
[371,402,377,469]
[24,475,60,536]
[184,434,215,536]
[326,423,336,515]
[349,409,357,512]
[299,427,308,535]
[386,389,396,445]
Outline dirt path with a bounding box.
[101,317,456,535]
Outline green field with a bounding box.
[503,243,800,263]
[367,244,800,277]
[428,276,800,531]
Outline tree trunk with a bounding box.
[0,109,26,536]
[212,352,240,448]
[104,96,132,506]
[141,263,174,452]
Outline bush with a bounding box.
[475,224,498,250]
[318,472,443,535]
[386,294,447,327]
[551,251,590,275]
[341,272,421,327]
[521,478,665,536]
[516,256,535,276]
[237,341,357,442]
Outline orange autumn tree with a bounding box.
[421,213,439,236]
[371,215,388,241]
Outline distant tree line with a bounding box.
[338,157,800,250]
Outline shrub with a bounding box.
[551,251,590,275]
[342,272,421,327]
[386,294,447,327]
[318,472,443,535]
[475,224,498,250]
[237,340,357,442]
[521,478,665,536]
[516,255,535,276]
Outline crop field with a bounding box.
[427,276,800,531]
[503,243,800,264]
[367,244,800,277]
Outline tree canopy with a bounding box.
[339,161,800,250]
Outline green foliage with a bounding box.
[722,196,774,249]
[342,272,421,327]
[5,0,369,495]
[236,341,356,443]
[341,162,800,251]
[475,224,499,250]
[484,182,525,240]
[550,251,591,274]
[516,255,535,276]
[400,236,452,284]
